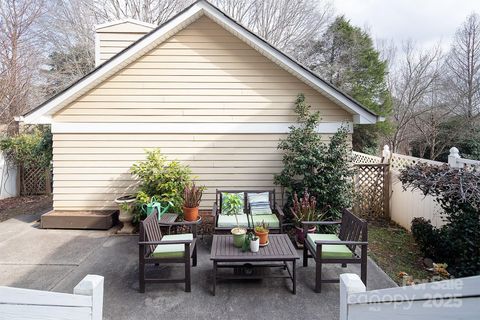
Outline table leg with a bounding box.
[212,261,217,296]
[292,260,297,295]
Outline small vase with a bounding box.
[231,227,247,248]
[183,206,199,221]
[250,238,260,252]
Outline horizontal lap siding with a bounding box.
[52,133,334,210]
[52,16,353,211]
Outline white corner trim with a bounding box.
[94,33,101,67]
[51,122,353,134]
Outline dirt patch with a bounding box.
[0,195,52,222]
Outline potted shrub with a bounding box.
[114,194,137,234]
[223,193,246,248]
[182,182,204,221]
[249,232,260,252]
[291,190,325,244]
[254,220,269,246]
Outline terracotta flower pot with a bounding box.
[183,206,199,221]
[295,225,316,244]
[255,230,269,245]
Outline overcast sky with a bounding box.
[332,0,480,50]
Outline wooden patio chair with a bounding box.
[138,209,197,293]
[212,189,284,233]
[302,209,368,293]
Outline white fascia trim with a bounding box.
[95,18,156,31]
[94,33,101,67]
[202,5,378,124]
[51,122,353,134]
[23,5,204,124]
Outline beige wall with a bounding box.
[52,16,353,211]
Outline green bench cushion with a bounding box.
[307,233,354,259]
[151,233,193,258]
[217,214,249,228]
[249,214,280,229]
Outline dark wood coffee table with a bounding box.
[210,234,299,295]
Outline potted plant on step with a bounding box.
[291,190,325,244]
[254,220,269,246]
[223,192,246,248]
[182,182,204,221]
[114,194,137,234]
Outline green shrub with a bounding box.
[0,126,52,168]
[130,149,192,221]
[401,164,480,277]
[274,94,354,221]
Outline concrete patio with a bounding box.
[0,212,396,320]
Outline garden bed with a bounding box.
[0,195,52,222]
[368,219,430,285]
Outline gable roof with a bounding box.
[22,0,383,125]
[95,18,156,32]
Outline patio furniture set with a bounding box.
[138,189,368,294]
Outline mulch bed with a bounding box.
[0,195,53,222]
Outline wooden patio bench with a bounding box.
[302,209,368,293]
[212,189,284,233]
[138,209,197,293]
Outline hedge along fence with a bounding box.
[352,147,480,230]
[0,127,53,197]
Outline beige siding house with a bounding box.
[22,0,381,212]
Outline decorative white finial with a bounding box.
[382,145,391,163]
[449,147,460,158]
[448,147,463,168]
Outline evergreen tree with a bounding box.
[302,16,392,153]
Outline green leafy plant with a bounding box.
[0,126,52,168]
[254,220,269,233]
[183,182,205,208]
[222,193,244,229]
[130,149,192,221]
[242,232,258,252]
[401,163,480,277]
[274,94,354,221]
[290,190,326,227]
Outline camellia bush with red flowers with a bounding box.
[399,163,480,277]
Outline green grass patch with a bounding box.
[368,220,430,285]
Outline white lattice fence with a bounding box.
[352,151,381,164]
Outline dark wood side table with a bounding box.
[210,234,299,295]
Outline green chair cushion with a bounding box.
[217,214,249,228]
[249,214,280,229]
[307,233,354,259]
[151,233,193,259]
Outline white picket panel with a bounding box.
[0,275,103,320]
[0,151,18,199]
[341,274,480,320]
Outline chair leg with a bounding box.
[192,245,197,267]
[303,246,308,267]
[185,257,191,292]
[315,261,322,293]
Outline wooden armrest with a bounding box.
[275,204,285,217]
[315,240,368,246]
[139,240,193,245]
[302,220,342,226]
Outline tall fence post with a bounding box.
[340,273,366,320]
[74,275,104,320]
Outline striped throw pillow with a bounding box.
[247,192,272,215]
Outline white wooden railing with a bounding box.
[340,273,480,320]
[0,275,104,320]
